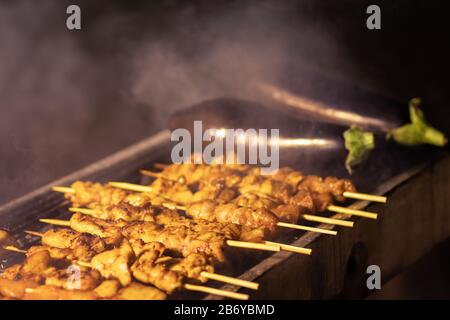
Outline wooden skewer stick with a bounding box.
[23,230,259,291]
[109,182,152,193]
[141,170,187,185]
[199,272,259,290]
[76,260,257,291]
[52,186,75,194]
[111,182,375,223]
[39,218,71,227]
[265,241,311,255]
[276,222,337,235]
[38,218,279,254]
[183,284,249,300]
[10,238,248,299]
[69,207,97,216]
[264,241,312,255]
[2,245,27,253]
[24,230,44,237]
[327,205,378,220]
[257,185,387,205]
[302,214,354,227]
[226,240,280,252]
[343,191,387,203]
[140,170,162,178]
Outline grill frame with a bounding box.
[0,128,445,299]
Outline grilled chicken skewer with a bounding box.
[74,206,311,256]
[25,229,110,262]
[22,282,246,300]
[2,241,250,300]
[51,181,317,254]
[20,283,166,300]
[141,167,378,220]
[145,164,384,214]
[39,213,280,263]
[54,181,341,232]
[75,242,252,298]
[0,249,165,300]
[107,182,353,228]
[0,246,109,296]
[69,207,312,256]
[68,204,270,243]
[147,163,387,204]
[23,229,259,290]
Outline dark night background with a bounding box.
[0,0,449,298]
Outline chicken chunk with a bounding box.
[115,282,166,300]
[91,239,135,286]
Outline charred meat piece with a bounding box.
[234,192,278,210]
[0,279,39,299]
[45,267,102,291]
[27,246,75,261]
[41,228,108,262]
[271,167,305,189]
[0,264,23,280]
[131,244,183,294]
[94,279,121,298]
[41,229,79,248]
[122,221,229,263]
[91,239,135,286]
[299,176,356,203]
[20,250,53,282]
[22,285,99,300]
[186,200,278,235]
[239,175,294,204]
[289,189,315,213]
[68,181,129,208]
[95,201,157,222]
[70,213,123,245]
[167,253,214,283]
[150,178,194,204]
[4,250,63,284]
[323,176,357,202]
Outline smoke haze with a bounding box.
[0,0,352,204]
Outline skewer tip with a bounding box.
[24,230,44,237]
[39,218,71,227]
[108,181,153,193]
[52,186,75,194]
[200,271,259,290]
[343,191,387,204]
[327,205,378,220]
[184,283,249,300]
[2,246,26,254]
